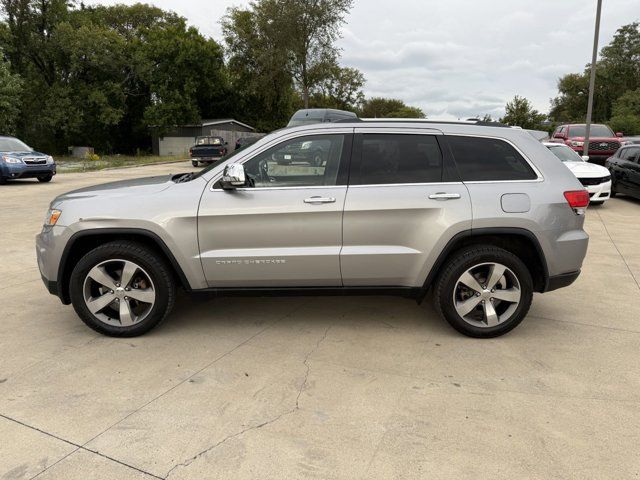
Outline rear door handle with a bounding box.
[428,192,461,200]
[304,196,336,204]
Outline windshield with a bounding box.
[0,137,31,152]
[568,125,614,138]
[547,145,584,162]
[196,137,223,146]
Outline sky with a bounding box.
[84,0,639,120]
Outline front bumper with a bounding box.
[36,225,69,303]
[191,156,224,163]
[585,180,611,203]
[1,162,56,179]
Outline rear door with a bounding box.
[341,128,472,286]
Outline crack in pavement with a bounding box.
[164,324,333,479]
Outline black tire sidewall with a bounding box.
[69,242,175,337]
[436,246,533,338]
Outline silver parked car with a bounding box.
[37,120,589,338]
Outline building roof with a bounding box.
[200,119,255,131]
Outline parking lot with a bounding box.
[1,162,640,479]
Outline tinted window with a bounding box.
[448,136,537,181]
[548,145,583,162]
[242,134,346,188]
[352,134,443,185]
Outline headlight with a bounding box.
[46,155,55,164]
[44,209,62,226]
[2,155,23,164]
[571,141,584,147]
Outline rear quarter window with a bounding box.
[447,136,538,182]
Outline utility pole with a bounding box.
[584,0,603,160]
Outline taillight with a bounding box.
[564,190,590,215]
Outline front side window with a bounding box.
[352,134,443,185]
[448,136,537,182]
[241,134,346,188]
[620,147,639,161]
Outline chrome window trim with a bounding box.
[445,133,544,183]
[210,185,348,192]
[209,128,353,191]
[348,181,463,188]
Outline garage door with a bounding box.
[159,137,195,157]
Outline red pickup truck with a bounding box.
[550,124,623,164]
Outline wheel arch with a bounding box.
[57,228,191,305]
[419,227,549,301]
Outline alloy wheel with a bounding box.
[452,262,521,328]
[82,259,156,327]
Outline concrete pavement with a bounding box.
[1,163,639,479]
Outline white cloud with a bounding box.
[83,0,639,119]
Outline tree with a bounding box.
[222,6,296,132]
[500,95,546,129]
[609,89,640,135]
[309,64,365,111]
[358,97,425,118]
[550,22,640,123]
[0,48,22,134]
[254,0,353,108]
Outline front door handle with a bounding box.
[304,196,336,204]
[428,192,461,200]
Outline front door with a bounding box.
[198,131,352,287]
[341,129,472,287]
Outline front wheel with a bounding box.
[69,241,176,337]
[434,246,533,338]
[37,174,53,183]
[192,161,199,167]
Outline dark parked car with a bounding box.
[0,135,56,184]
[550,123,622,164]
[189,136,227,167]
[605,144,640,200]
[235,136,258,151]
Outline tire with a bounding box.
[69,241,176,337]
[37,174,53,183]
[192,161,199,167]
[433,245,533,338]
[590,201,604,206]
[0,177,6,185]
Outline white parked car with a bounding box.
[544,142,611,205]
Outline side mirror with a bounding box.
[616,132,624,137]
[581,155,590,161]
[220,163,247,190]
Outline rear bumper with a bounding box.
[544,270,580,292]
[191,156,224,163]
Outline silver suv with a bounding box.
[37,121,590,338]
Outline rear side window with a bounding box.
[447,136,537,181]
[352,134,443,185]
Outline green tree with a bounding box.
[550,22,640,123]
[0,48,22,134]
[500,95,546,129]
[309,65,365,111]
[358,97,425,118]
[609,89,640,135]
[222,6,296,132]
[259,0,354,108]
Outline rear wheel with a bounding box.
[69,241,176,337]
[192,161,199,167]
[37,174,53,183]
[434,245,533,338]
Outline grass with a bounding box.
[56,155,186,173]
